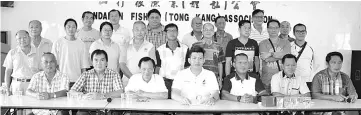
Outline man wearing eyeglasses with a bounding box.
[259,19,291,93]
[290,23,318,82]
[279,21,295,42]
[250,9,269,43]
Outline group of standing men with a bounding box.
[2,8,358,115]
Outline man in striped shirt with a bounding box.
[250,9,269,43]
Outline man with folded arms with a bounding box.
[27,52,69,115]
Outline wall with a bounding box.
[1,1,361,77]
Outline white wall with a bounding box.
[1,1,361,76]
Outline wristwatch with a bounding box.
[237,96,242,102]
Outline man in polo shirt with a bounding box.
[279,21,295,42]
[250,9,269,43]
[271,54,310,97]
[119,21,157,87]
[146,9,166,49]
[156,23,188,99]
[182,16,203,48]
[225,20,260,76]
[29,20,53,61]
[312,52,358,115]
[27,52,69,115]
[222,53,266,103]
[3,30,39,115]
[109,9,131,47]
[259,19,291,93]
[125,57,168,99]
[172,46,219,106]
[291,23,317,82]
[70,50,123,115]
[192,23,224,88]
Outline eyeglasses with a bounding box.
[295,30,307,33]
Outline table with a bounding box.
[1,95,361,113]
[106,98,361,113]
[0,95,108,110]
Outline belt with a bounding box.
[13,78,31,82]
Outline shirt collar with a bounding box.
[99,38,116,46]
[147,24,164,32]
[235,72,249,81]
[191,31,202,36]
[165,41,181,49]
[282,71,296,79]
[16,45,37,55]
[40,70,61,80]
[215,30,228,38]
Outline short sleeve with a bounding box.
[218,45,225,63]
[112,72,123,91]
[225,40,234,58]
[259,40,268,53]
[70,73,87,92]
[283,40,291,54]
[270,73,281,93]
[299,79,310,94]
[3,50,14,69]
[254,40,260,56]
[27,73,39,91]
[221,75,232,92]
[119,45,127,63]
[311,73,323,94]
[253,74,265,93]
[81,43,90,68]
[61,73,70,91]
[125,74,137,92]
[171,71,183,90]
[155,75,168,92]
[206,71,220,91]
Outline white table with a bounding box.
[106,99,361,112]
[1,95,361,112]
[0,95,108,110]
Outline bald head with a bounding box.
[29,20,42,37]
[280,21,291,35]
[133,21,147,40]
[191,17,203,32]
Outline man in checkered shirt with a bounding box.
[70,49,123,115]
[26,52,69,115]
[145,9,166,49]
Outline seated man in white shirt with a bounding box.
[271,54,310,97]
[271,54,310,115]
[125,57,168,99]
[27,52,69,115]
[171,46,219,106]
